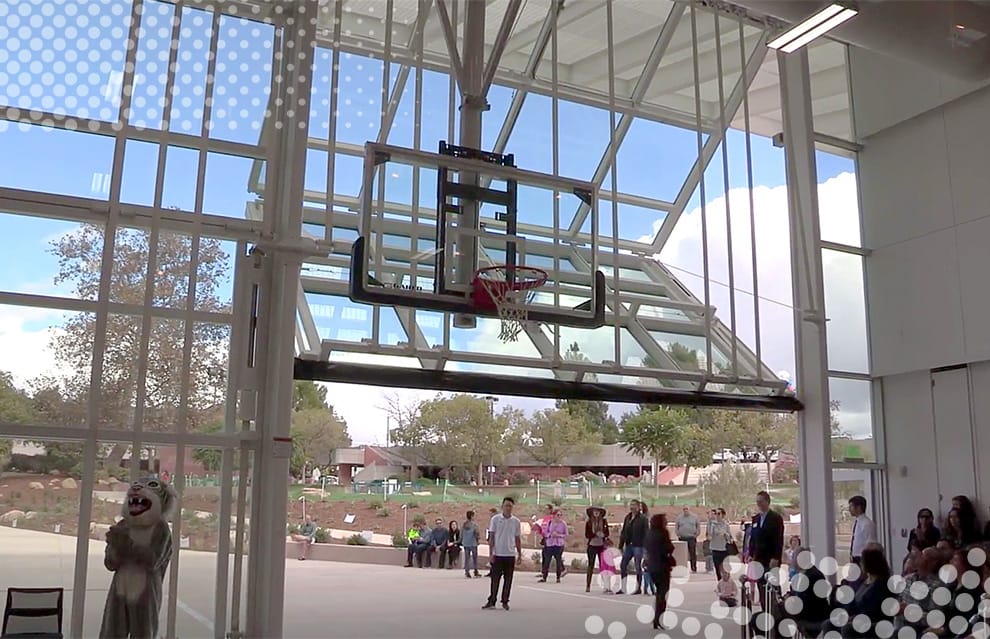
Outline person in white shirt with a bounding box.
[483,497,522,611]
[848,495,877,565]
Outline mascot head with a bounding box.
[122,476,177,527]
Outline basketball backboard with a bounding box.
[348,142,606,329]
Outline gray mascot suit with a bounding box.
[99,476,176,639]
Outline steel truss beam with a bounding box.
[565,3,686,237]
[651,36,769,251]
[294,359,802,412]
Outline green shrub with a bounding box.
[570,558,587,571]
[550,497,563,507]
[392,534,409,548]
[377,508,390,518]
[286,523,300,535]
[530,551,541,563]
[347,533,369,545]
[406,501,419,509]
[314,528,329,543]
[369,500,384,510]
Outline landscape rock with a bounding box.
[29,481,45,490]
[0,510,26,523]
[61,478,77,489]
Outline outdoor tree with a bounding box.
[48,225,231,467]
[401,394,516,483]
[675,422,718,485]
[556,343,620,444]
[290,407,351,477]
[191,420,224,472]
[0,372,35,471]
[518,408,601,468]
[619,406,692,486]
[294,381,329,412]
[698,463,763,520]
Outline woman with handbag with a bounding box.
[645,513,676,630]
[708,508,733,580]
[585,506,610,593]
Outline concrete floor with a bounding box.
[1,526,752,638]
[281,561,749,639]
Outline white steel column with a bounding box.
[451,0,487,328]
[247,1,316,637]
[778,49,835,562]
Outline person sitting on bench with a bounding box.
[405,523,432,567]
[440,520,462,569]
[428,518,449,568]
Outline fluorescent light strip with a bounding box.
[779,8,857,52]
[767,3,845,49]
[767,3,857,52]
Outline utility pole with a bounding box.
[386,415,391,448]
[483,395,499,486]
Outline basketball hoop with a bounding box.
[472,265,548,342]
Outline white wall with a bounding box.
[848,47,988,138]
[857,81,990,376]
[880,370,938,569]
[852,50,990,565]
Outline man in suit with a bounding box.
[748,490,784,612]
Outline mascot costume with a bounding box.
[99,476,177,639]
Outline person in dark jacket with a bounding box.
[907,508,941,554]
[585,506,610,593]
[617,499,648,595]
[440,520,461,569]
[781,549,831,638]
[826,545,893,638]
[748,490,785,610]
[644,513,675,630]
[428,518,449,568]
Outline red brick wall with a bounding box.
[155,448,209,476]
[339,464,354,485]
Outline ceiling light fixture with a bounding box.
[767,2,858,53]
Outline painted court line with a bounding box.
[176,598,215,632]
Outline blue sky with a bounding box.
[0,0,868,443]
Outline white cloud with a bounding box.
[0,304,69,389]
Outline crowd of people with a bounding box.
[298,489,990,636]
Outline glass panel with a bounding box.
[822,249,869,374]
[0,435,85,635]
[832,467,879,565]
[163,145,200,212]
[121,140,160,206]
[129,0,175,130]
[0,305,95,429]
[808,40,852,142]
[209,15,275,145]
[617,119,701,203]
[830,377,875,463]
[203,152,255,218]
[817,150,861,247]
[0,213,104,300]
[0,123,115,199]
[335,52,384,146]
[0,0,132,121]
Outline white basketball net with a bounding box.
[475,267,546,342]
